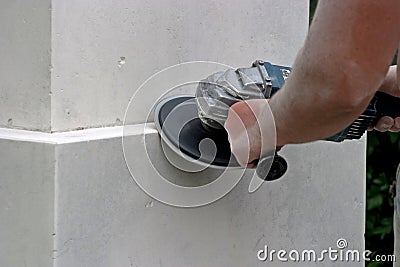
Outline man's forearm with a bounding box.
[269,0,400,147]
[271,65,399,147]
[225,1,400,165]
[270,69,374,147]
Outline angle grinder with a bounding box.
[154,60,400,181]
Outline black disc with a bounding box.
[256,154,287,181]
[156,96,238,167]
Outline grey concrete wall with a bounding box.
[0,139,55,267]
[52,131,364,267]
[0,0,52,131]
[0,0,309,132]
[0,125,366,267]
[50,0,309,131]
[53,126,364,267]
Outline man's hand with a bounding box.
[372,116,400,132]
[370,66,400,132]
[224,99,272,168]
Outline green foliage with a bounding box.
[366,132,399,266]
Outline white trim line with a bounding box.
[0,124,158,145]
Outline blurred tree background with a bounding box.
[309,1,399,266]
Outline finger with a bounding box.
[374,116,394,132]
[225,104,252,167]
[390,117,400,132]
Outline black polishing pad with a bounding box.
[156,96,239,167]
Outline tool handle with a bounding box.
[256,92,400,181]
[326,91,400,142]
[374,91,400,122]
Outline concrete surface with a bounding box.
[0,126,366,267]
[0,0,51,131]
[50,0,309,131]
[0,0,308,132]
[0,139,54,267]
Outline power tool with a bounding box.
[154,60,400,181]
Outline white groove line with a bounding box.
[0,123,158,145]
